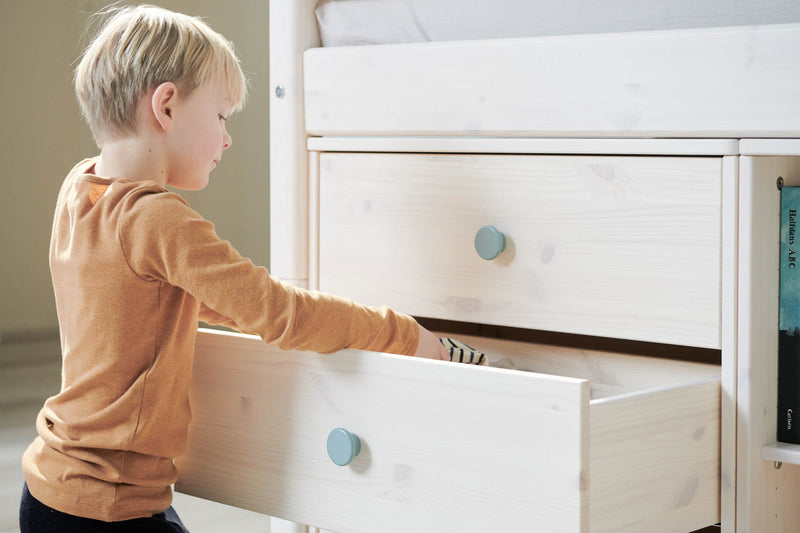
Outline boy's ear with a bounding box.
[151,82,178,132]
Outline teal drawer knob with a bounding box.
[327,428,361,466]
[474,225,506,260]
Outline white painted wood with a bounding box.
[308,151,320,291]
[762,442,800,464]
[304,24,800,138]
[308,137,740,156]
[271,519,308,533]
[590,378,720,533]
[176,329,591,533]
[739,139,800,157]
[269,5,319,529]
[176,329,720,533]
[720,156,739,533]
[318,153,722,348]
[308,136,739,156]
[269,0,319,283]
[451,333,720,391]
[263,3,800,531]
[736,156,800,532]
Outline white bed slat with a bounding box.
[736,156,800,531]
[304,24,800,138]
[308,136,739,155]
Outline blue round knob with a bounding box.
[327,428,361,466]
[474,225,506,260]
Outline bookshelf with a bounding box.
[762,442,800,466]
[760,142,800,471]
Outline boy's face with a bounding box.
[165,78,233,191]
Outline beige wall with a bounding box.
[0,1,269,341]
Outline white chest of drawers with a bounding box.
[176,137,735,533]
[175,134,800,532]
[176,4,800,531]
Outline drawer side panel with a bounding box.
[590,378,721,532]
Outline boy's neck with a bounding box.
[95,136,168,187]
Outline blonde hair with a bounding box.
[75,4,247,144]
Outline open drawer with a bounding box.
[176,329,719,533]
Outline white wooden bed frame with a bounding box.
[178,2,800,532]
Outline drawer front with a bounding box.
[318,153,722,348]
[177,330,590,533]
[177,330,720,533]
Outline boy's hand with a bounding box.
[413,324,450,361]
[413,325,487,365]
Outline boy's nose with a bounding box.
[223,131,232,150]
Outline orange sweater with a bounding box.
[22,158,419,521]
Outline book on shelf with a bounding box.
[779,185,800,444]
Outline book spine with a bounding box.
[778,186,800,443]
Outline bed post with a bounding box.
[269,0,319,289]
[268,0,319,530]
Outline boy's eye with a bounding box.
[219,114,228,122]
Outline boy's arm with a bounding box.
[121,189,433,357]
[197,302,243,331]
[415,324,450,361]
[199,298,447,361]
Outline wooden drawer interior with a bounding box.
[454,333,721,533]
[317,152,722,348]
[176,329,719,533]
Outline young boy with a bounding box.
[19,5,462,531]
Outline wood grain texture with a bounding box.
[269,0,319,283]
[591,378,720,532]
[736,156,800,532]
[460,334,721,531]
[719,156,739,532]
[176,329,720,532]
[304,24,800,138]
[307,137,740,156]
[451,333,719,395]
[318,153,722,348]
[177,330,590,533]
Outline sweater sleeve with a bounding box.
[118,186,420,355]
[198,302,241,330]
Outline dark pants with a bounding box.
[20,483,190,533]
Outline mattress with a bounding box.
[315,0,800,46]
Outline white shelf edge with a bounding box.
[740,139,800,156]
[761,441,800,464]
[308,136,740,155]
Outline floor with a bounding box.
[0,339,269,533]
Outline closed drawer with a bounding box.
[317,153,722,348]
[176,329,720,533]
